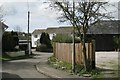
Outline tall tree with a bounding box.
[2,31,19,52]
[14,25,22,33]
[40,32,52,48]
[50,1,113,71]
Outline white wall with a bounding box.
[31,34,41,47]
[49,33,56,40]
[31,33,56,48]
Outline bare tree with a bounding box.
[50,0,114,71]
[14,25,22,33]
[0,5,5,22]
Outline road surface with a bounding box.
[2,51,53,79]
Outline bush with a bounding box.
[19,44,27,50]
[40,32,52,48]
[52,34,72,43]
[36,32,53,52]
[52,34,80,43]
[113,37,120,50]
[36,44,53,52]
[2,31,19,52]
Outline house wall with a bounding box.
[49,33,56,40]
[31,33,56,48]
[31,34,41,48]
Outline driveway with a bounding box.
[2,51,53,79]
[96,51,119,70]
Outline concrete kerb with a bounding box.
[34,62,62,78]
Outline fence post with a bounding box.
[87,43,90,70]
[53,42,55,57]
[92,40,95,69]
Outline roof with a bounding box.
[88,20,119,34]
[32,27,73,34]
[57,27,73,34]
[32,20,120,35]
[32,29,46,34]
[46,27,59,33]
[0,21,8,30]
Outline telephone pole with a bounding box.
[27,11,31,55]
[72,1,75,72]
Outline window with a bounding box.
[34,35,38,38]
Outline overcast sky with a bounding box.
[0,0,120,33]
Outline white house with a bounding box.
[0,21,8,33]
[31,26,73,48]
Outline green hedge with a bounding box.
[2,31,19,52]
[36,44,53,52]
[52,34,80,43]
[113,37,120,49]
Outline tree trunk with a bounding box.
[82,32,88,71]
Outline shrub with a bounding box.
[19,44,27,50]
[52,34,72,43]
[52,34,80,43]
[113,37,120,50]
[36,44,53,52]
[2,31,19,52]
[40,32,52,48]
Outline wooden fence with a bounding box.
[53,42,95,66]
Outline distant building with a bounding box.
[31,20,120,51]
[88,20,119,51]
[17,32,32,50]
[31,26,73,47]
[0,21,8,33]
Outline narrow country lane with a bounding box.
[2,51,53,79]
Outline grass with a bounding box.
[118,65,120,70]
[48,55,120,79]
[0,57,10,60]
[48,55,72,71]
[1,52,34,61]
[48,55,101,77]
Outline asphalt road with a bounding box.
[2,51,53,79]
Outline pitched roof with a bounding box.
[58,27,73,34]
[0,21,8,30]
[46,27,59,33]
[88,20,119,34]
[32,27,73,34]
[32,29,46,34]
[32,20,120,35]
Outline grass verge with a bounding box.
[47,55,101,78]
[1,52,34,61]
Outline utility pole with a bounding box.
[72,1,75,72]
[27,11,31,55]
